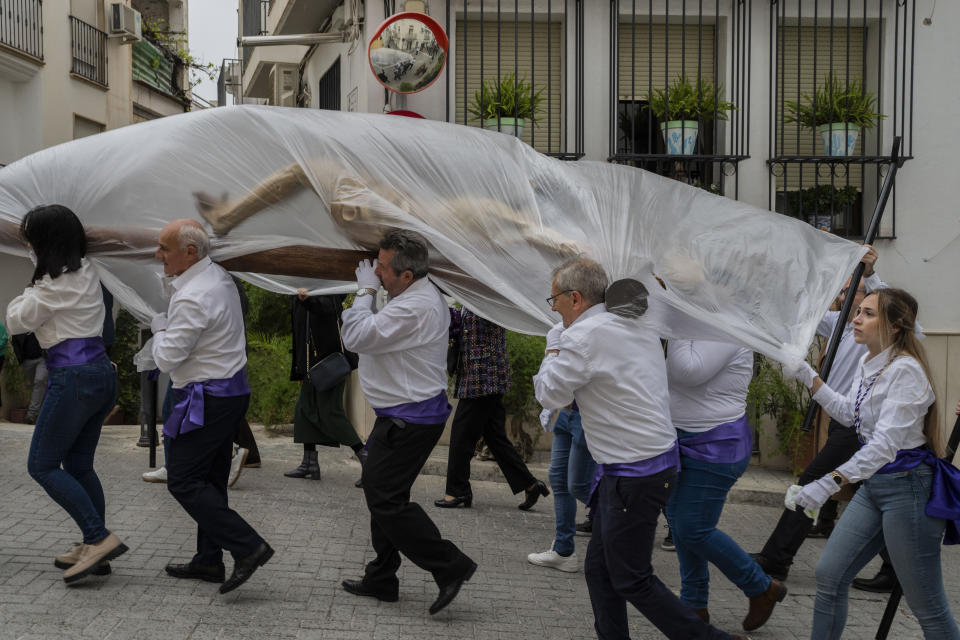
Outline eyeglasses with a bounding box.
[546,290,574,306]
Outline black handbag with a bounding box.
[305,311,352,393]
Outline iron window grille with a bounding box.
[240,0,269,68]
[69,15,107,87]
[317,56,341,110]
[609,0,751,198]
[437,0,584,160]
[768,0,915,239]
[217,57,242,106]
[0,0,43,60]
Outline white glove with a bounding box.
[795,476,840,511]
[546,321,564,352]
[150,313,168,333]
[783,360,817,388]
[356,259,381,292]
[784,484,820,523]
[539,408,558,432]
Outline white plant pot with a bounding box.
[660,120,699,155]
[818,123,859,156]
[484,117,525,139]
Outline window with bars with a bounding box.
[0,0,44,61]
[609,0,751,197]
[69,15,107,87]
[445,0,584,159]
[768,0,915,239]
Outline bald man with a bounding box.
[151,219,272,594]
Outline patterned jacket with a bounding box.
[452,308,511,399]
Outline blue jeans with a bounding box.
[27,357,117,544]
[812,466,960,640]
[550,410,597,555]
[665,445,769,608]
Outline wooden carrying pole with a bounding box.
[875,413,960,639]
[801,137,903,433]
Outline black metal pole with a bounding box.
[876,413,960,640]
[800,137,903,433]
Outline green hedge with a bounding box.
[246,331,299,427]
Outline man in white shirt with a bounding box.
[151,219,272,594]
[339,229,476,616]
[754,245,888,582]
[534,258,745,640]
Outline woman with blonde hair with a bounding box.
[788,287,960,639]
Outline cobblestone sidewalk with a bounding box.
[0,422,955,639]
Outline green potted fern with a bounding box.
[469,73,544,139]
[785,76,885,156]
[648,75,736,154]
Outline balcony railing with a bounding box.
[70,15,107,87]
[0,0,44,60]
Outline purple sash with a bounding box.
[375,390,452,425]
[163,368,251,438]
[588,442,680,505]
[876,446,960,545]
[677,414,753,464]
[45,337,106,370]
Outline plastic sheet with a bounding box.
[0,105,866,367]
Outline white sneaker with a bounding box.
[142,466,167,483]
[527,548,579,572]
[228,448,249,488]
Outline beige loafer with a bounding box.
[63,533,128,583]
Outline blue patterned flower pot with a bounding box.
[818,123,859,156]
[660,120,699,155]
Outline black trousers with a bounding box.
[445,394,536,496]
[585,471,728,640]
[361,417,474,593]
[167,394,265,565]
[234,418,261,465]
[759,419,862,568]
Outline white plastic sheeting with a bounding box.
[0,106,865,367]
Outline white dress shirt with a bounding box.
[341,276,448,409]
[151,256,247,388]
[817,272,887,393]
[6,258,104,348]
[533,304,676,465]
[813,347,933,483]
[667,340,753,432]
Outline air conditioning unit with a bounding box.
[109,4,142,43]
[271,64,297,107]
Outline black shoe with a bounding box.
[575,519,592,536]
[284,463,321,480]
[518,480,549,511]
[219,543,274,594]
[750,553,789,581]
[852,571,896,593]
[165,561,226,583]
[434,494,473,508]
[341,579,399,602]
[661,529,675,551]
[807,520,834,539]
[429,561,477,615]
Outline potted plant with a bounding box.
[782,184,860,232]
[648,75,736,155]
[785,76,885,156]
[747,354,814,474]
[469,72,544,139]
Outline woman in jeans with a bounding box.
[5,205,127,583]
[663,340,786,632]
[789,288,960,639]
[527,407,596,572]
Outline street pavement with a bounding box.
[0,421,957,639]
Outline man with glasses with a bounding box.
[534,257,748,640]
[753,245,891,584]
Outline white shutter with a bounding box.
[455,18,564,154]
[776,26,866,190]
[617,22,716,101]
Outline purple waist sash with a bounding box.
[875,446,960,545]
[163,368,251,439]
[677,414,753,464]
[588,442,680,505]
[375,390,451,425]
[45,337,107,370]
